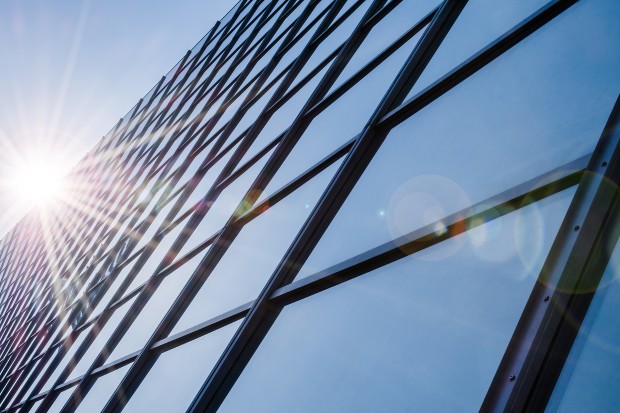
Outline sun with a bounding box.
[9,154,68,206]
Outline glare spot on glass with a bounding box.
[433,220,447,236]
[388,174,471,261]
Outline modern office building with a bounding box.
[0,0,619,411]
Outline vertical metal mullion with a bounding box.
[145,2,257,180]
[115,25,237,255]
[186,0,468,411]
[53,3,279,412]
[67,2,292,407]
[158,0,308,225]
[16,239,122,410]
[480,95,620,411]
[211,0,338,187]
[88,0,353,406]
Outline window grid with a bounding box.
[0,0,618,412]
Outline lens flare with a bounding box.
[387,174,471,261]
[8,153,68,206]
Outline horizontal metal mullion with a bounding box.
[271,163,585,306]
[378,0,580,130]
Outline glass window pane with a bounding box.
[237,62,330,170]
[74,365,131,413]
[107,253,204,361]
[294,0,373,82]
[67,296,137,381]
[133,191,183,254]
[328,0,439,93]
[407,0,549,99]
[121,321,242,413]
[226,76,284,143]
[546,240,620,412]
[297,0,620,279]
[13,353,51,404]
[264,1,326,86]
[124,214,192,293]
[259,32,419,202]
[40,331,89,392]
[47,387,74,413]
[88,256,138,322]
[219,188,574,412]
[28,399,44,411]
[176,147,273,260]
[171,160,342,336]
[182,141,240,211]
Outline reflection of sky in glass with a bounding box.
[326,0,440,94]
[298,0,620,280]
[47,388,73,413]
[547,239,620,412]
[219,188,574,413]
[122,320,242,412]
[171,160,342,335]
[74,364,131,413]
[408,0,550,98]
[70,297,136,379]
[108,253,203,361]
[261,31,421,201]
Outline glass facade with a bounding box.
[0,0,619,412]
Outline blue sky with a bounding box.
[0,0,239,236]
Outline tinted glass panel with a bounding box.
[40,332,89,392]
[294,0,373,82]
[259,33,418,201]
[108,253,204,361]
[124,214,193,294]
[328,0,438,93]
[297,0,620,279]
[172,160,342,335]
[67,297,137,381]
[121,321,242,412]
[407,0,549,98]
[237,63,330,169]
[47,388,73,413]
[74,365,132,413]
[546,240,620,412]
[219,188,574,412]
[176,148,273,259]
[88,258,137,321]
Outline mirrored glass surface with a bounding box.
[40,331,89,392]
[294,0,373,82]
[182,141,240,211]
[171,160,342,335]
[546,239,620,412]
[220,188,574,412]
[88,257,138,322]
[74,365,131,413]
[67,296,137,381]
[297,0,620,279]
[47,387,73,413]
[121,321,242,412]
[328,0,438,93]
[260,33,419,202]
[237,63,330,169]
[124,214,193,293]
[108,253,204,361]
[408,0,581,99]
[176,147,273,259]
